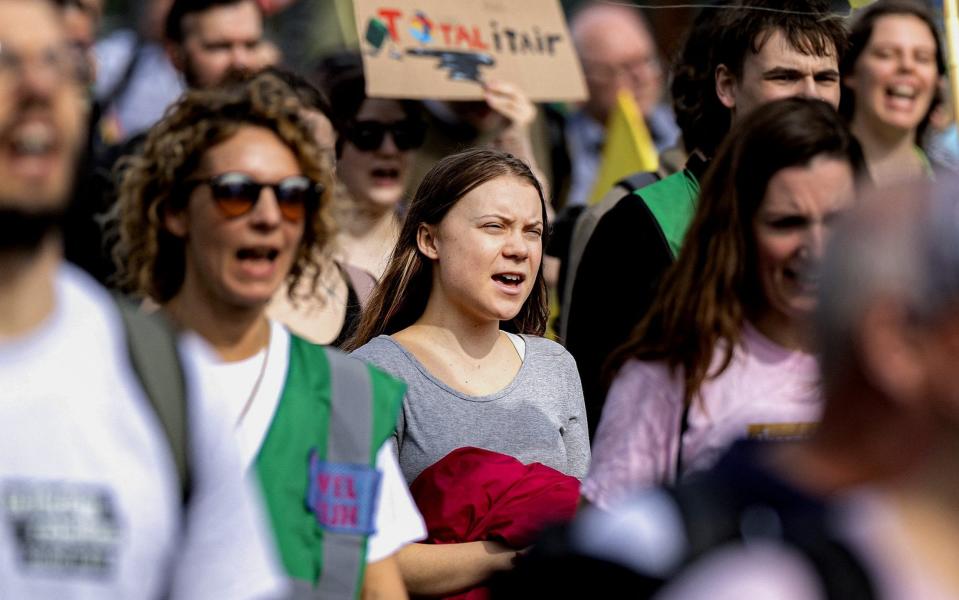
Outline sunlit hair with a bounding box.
[839,0,945,143]
[114,71,333,304]
[608,98,862,407]
[345,148,549,350]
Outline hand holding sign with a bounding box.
[483,79,551,211]
[483,80,536,135]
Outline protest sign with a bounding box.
[353,0,587,101]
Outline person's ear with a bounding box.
[858,299,926,407]
[416,223,439,260]
[164,203,189,238]
[715,64,738,110]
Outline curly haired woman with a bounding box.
[114,71,424,598]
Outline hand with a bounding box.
[483,80,536,135]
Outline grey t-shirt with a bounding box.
[352,334,591,484]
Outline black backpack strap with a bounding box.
[113,294,191,505]
[615,171,660,194]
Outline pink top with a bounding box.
[581,323,821,509]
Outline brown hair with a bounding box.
[608,98,862,407]
[346,148,549,350]
[114,71,334,303]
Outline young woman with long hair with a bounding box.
[581,98,862,509]
[348,148,589,595]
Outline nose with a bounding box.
[897,53,916,73]
[797,76,821,100]
[229,44,258,72]
[376,130,400,156]
[248,187,283,228]
[802,225,827,262]
[18,57,60,100]
[502,229,530,261]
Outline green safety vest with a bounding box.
[254,335,403,599]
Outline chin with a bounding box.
[369,191,404,209]
[224,284,283,311]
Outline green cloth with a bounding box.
[254,335,404,587]
[634,167,701,258]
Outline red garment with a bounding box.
[410,447,580,600]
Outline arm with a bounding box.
[362,555,407,600]
[397,540,519,597]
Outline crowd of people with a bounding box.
[1,0,958,598]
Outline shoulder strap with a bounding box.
[616,171,660,194]
[100,36,146,109]
[112,294,191,504]
[337,262,377,310]
[315,347,376,599]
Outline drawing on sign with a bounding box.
[407,48,495,83]
[410,11,433,43]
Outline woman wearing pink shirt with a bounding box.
[582,98,863,509]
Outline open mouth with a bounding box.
[237,247,280,262]
[886,84,918,100]
[370,167,400,185]
[785,265,818,292]
[3,120,61,176]
[492,272,526,290]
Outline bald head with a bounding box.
[571,3,663,122]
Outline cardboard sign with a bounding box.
[353,0,587,101]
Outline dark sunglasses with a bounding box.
[344,119,426,152]
[185,172,323,222]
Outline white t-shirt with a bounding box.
[583,324,820,509]
[198,320,426,563]
[0,265,286,599]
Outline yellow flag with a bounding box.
[848,0,876,7]
[587,90,659,206]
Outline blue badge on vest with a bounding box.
[306,449,381,535]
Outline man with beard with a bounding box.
[164,0,269,90]
[0,2,286,597]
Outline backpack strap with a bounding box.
[616,171,660,194]
[112,294,191,505]
[314,348,376,599]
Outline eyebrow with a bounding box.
[763,66,839,79]
[475,213,544,227]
